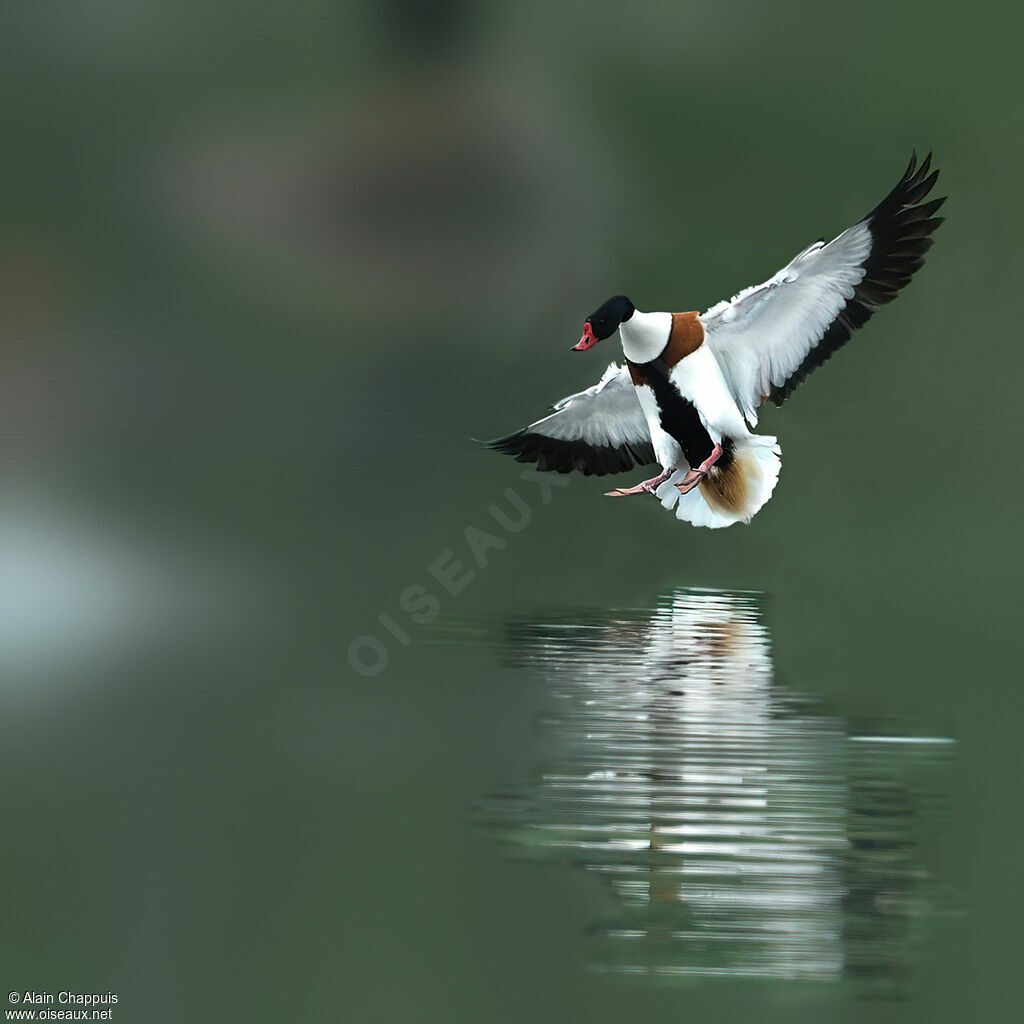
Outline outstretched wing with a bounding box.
[486,363,656,475]
[703,153,945,425]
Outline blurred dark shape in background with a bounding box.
[378,0,479,59]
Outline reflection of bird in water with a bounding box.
[480,590,952,992]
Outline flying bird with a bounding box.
[487,154,944,528]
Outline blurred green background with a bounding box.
[0,1,1019,1021]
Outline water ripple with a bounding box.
[473,590,954,993]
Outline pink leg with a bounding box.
[674,469,704,494]
[696,443,723,475]
[675,443,723,494]
[605,468,672,498]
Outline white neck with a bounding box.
[619,310,671,364]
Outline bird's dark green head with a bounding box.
[573,295,635,351]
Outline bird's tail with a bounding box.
[655,436,782,529]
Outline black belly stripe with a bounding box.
[639,359,717,468]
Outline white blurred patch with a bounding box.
[0,493,245,686]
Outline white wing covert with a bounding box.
[487,363,656,475]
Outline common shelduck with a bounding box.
[488,154,944,528]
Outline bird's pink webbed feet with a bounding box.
[605,468,673,498]
[675,443,723,494]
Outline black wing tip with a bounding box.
[481,429,524,450]
[863,151,946,260]
[868,150,946,227]
[483,429,544,462]
[902,149,932,179]
[484,426,656,476]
